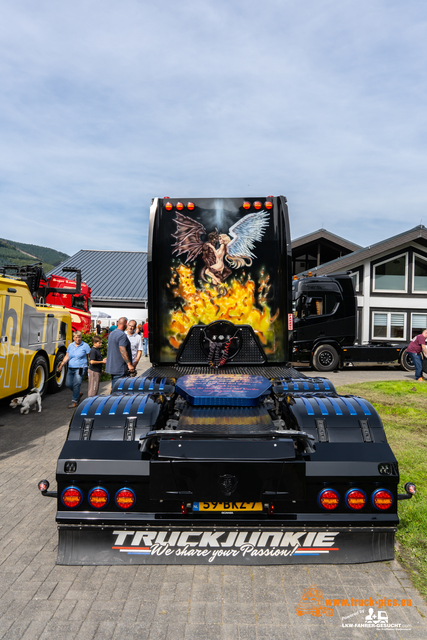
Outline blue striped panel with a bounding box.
[313,397,329,415]
[128,377,137,391]
[300,397,315,416]
[293,382,300,391]
[117,378,127,391]
[109,395,124,415]
[302,381,309,390]
[339,397,357,416]
[123,394,140,415]
[80,396,99,416]
[138,376,148,391]
[159,377,167,392]
[313,383,320,390]
[352,397,371,416]
[137,394,151,415]
[281,380,289,391]
[322,379,330,390]
[94,396,110,416]
[326,397,343,416]
[148,377,157,391]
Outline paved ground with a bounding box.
[1,362,427,640]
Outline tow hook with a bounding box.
[397,482,416,500]
[38,479,57,498]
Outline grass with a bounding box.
[336,380,427,598]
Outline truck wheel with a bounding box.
[400,348,415,372]
[48,352,67,393]
[312,345,339,371]
[29,354,49,396]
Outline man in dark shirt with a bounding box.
[88,336,106,397]
[407,329,427,381]
[105,317,135,391]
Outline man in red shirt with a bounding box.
[407,329,427,381]
[142,320,149,357]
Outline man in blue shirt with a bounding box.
[105,317,135,392]
[58,331,91,408]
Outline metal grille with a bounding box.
[140,365,303,380]
[177,406,275,434]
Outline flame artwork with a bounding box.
[165,210,280,356]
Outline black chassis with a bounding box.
[53,367,400,565]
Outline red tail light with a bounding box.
[318,488,339,510]
[268,503,275,515]
[345,489,366,510]
[165,202,173,211]
[372,489,393,510]
[181,502,187,514]
[243,201,251,210]
[187,202,195,210]
[176,202,184,211]
[61,487,83,508]
[253,201,262,210]
[115,488,136,510]
[88,487,109,509]
[265,201,273,210]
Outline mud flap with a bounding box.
[57,526,395,565]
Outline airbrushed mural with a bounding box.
[151,198,288,362]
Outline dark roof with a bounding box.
[292,228,361,252]
[307,225,427,275]
[47,250,147,304]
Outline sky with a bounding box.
[1,0,427,256]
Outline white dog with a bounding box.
[9,388,42,415]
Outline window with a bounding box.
[73,295,87,311]
[411,313,427,339]
[305,293,340,317]
[373,312,406,340]
[373,254,407,292]
[413,254,427,293]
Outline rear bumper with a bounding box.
[57,523,396,565]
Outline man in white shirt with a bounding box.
[125,320,144,373]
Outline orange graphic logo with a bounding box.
[295,584,334,617]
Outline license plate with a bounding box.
[193,501,263,512]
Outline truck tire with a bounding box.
[48,352,67,393]
[312,344,339,372]
[29,354,49,396]
[400,348,415,372]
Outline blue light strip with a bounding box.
[302,381,309,390]
[313,383,320,390]
[321,379,330,390]
[137,394,151,415]
[339,397,357,416]
[94,396,110,416]
[327,397,343,416]
[352,397,371,416]
[313,397,329,416]
[109,395,124,415]
[148,377,157,391]
[128,377,137,391]
[123,394,140,415]
[159,377,167,392]
[301,397,314,416]
[138,376,148,391]
[117,378,127,391]
[281,380,289,391]
[80,396,99,416]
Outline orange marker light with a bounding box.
[243,201,251,210]
[88,487,109,509]
[265,201,273,210]
[176,202,184,211]
[187,202,195,210]
[61,487,83,509]
[115,488,136,510]
[372,489,393,510]
[253,201,262,210]
[165,202,173,211]
[345,489,366,510]
[319,488,339,510]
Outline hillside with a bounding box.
[0,238,69,273]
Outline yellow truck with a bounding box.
[0,270,72,401]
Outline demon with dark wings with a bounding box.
[172,210,270,285]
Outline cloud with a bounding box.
[1,0,427,254]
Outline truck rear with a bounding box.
[42,197,413,565]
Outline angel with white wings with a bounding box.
[172,210,270,285]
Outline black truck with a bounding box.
[39,196,415,565]
[292,273,413,372]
